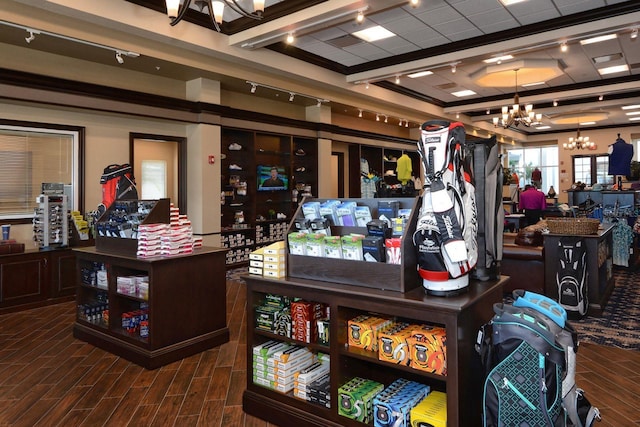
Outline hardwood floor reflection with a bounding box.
[0,277,638,426]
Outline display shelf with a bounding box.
[287,197,420,292]
[73,246,229,369]
[243,274,506,427]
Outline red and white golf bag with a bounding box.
[413,121,478,295]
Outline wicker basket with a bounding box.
[546,218,600,235]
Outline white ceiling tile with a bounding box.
[431,18,474,37]
[443,27,485,42]
[449,0,505,16]
[414,5,466,26]
[309,27,350,42]
[466,8,518,31]
[553,0,607,15]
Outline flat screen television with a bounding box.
[257,165,289,191]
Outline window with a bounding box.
[572,155,612,186]
[505,145,558,192]
[141,160,167,199]
[0,120,83,220]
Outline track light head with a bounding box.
[115,51,124,64]
[289,92,294,102]
[632,28,638,41]
[25,30,37,44]
[286,33,295,44]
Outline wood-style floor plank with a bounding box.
[0,277,639,426]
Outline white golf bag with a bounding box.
[413,121,478,295]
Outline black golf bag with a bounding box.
[467,136,504,281]
[477,290,600,427]
[556,237,588,318]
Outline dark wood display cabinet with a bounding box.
[73,246,229,369]
[220,127,317,267]
[243,275,506,426]
[0,248,76,315]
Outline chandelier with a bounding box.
[563,128,595,150]
[165,0,264,32]
[492,69,542,128]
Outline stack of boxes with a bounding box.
[252,342,317,393]
[372,378,430,427]
[338,377,384,424]
[292,353,330,405]
[248,241,287,278]
[346,314,447,376]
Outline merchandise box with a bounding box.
[287,197,421,292]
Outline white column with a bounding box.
[185,78,222,247]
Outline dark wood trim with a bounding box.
[0,68,416,146]
[129,133,188,214]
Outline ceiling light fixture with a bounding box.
[598,64,629,75]
[409,0,419,7]
[399,119,403,126]
[580,33,617,45]
[450,63,457,73]
[407,70,433,78]
[165,0,263,32]
[286,33,295,44]
[356,10,364,24]
[384,115,388,123]
[560,42,568,52]
[395,75,400,84]
[25,29,38,44]
[598,95,604,101]
[563,127,595,150]
[375,114,380,121]
[492,69,541,128]
[632,28,638,40]
[358,109,363,118]
[245,81,329,107]
[553,100,558,107]
[115,51,124,64]
[365,81,369,89]
[1,20,140,63]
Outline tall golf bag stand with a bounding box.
[467,136,504,281]
[413,121,478,295]
[476,290,601,427]
[556,237,589,319]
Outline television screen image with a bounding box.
[257,165,289,191]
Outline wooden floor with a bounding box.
[1,277,639,426]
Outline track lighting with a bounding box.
[316,99,322,107]
[553,100,558,107]
[560,42,568,52]
[384,115,388,123]
[632,28,638,40]
[365,81,369,89]
[250,83,257,93]
[376,114,380,121]
[395,75,400,84]
[286,33,295,44]
[356,10,364,24]
[115,51,124,64]
[25,29,37,44]
[451,63,457,73]
[599,95,604,101]
[358,109,363,118]
[409,0,419,7]
[405,121,409,127]
[289,92,294,102]
[399,119,403,126]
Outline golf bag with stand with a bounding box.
[413,120,478,295]
[556,237,589,318]
[467,135,504,281]
[477,290,601,427]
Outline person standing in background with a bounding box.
[531,167,542,189]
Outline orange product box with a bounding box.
[377,323,418,366]
[347,315,392,352]
[407,326,447,375]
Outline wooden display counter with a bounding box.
[543,224,614,316]
[0,248,76,314]
[72,246,229,369]
[243,275,507,427]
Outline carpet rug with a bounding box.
[571,267,640,350]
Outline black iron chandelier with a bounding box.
[165,0,264,32]
[492,69,542,128]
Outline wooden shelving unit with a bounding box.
[243,275,506,426]
[73,246,229,369]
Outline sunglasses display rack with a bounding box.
[33,194,69,248]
